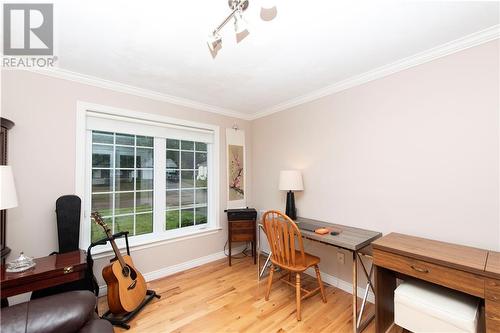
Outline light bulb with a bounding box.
[234,10,248,34]
[207,33,222,52]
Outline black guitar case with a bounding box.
[31,195,97,300]
[55,195,81,253]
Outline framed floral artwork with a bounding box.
[226,128,246,208]
[228,144,244,200]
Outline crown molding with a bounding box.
[251,24,500,120]
[23,25,499,121]
[26,67,253,120]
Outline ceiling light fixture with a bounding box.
[233,9,248,34]
[207,0,250,54]
[207,33,222,52]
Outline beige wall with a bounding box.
[252,41,499,283]
[1,70,252,285]
[1,40,498,295]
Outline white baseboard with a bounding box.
[97,247,374,305]
[98,246,245,296]
[304,267,375,304]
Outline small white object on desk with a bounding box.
[6,252,36,273]
[395,280,479,333]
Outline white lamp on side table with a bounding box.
[1,165,18,265]
[1,165,18,210]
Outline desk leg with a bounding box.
[352,251,358,333]
[375,265,396,333]
[356,252,375,333]
[257,225,262,279]
[254,241,257,264]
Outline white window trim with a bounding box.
[75,101,220,254]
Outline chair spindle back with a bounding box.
[262,210,305,268]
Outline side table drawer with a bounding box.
[230,221,255,229]
[231,234,254,242]
[373,249,485,298]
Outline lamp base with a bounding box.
[285,190,297,220]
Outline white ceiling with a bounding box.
[50,0,500,117]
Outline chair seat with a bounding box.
[271,250,320,272]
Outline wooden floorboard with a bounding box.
[98,256,379,333]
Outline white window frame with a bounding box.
[75,101,220,254]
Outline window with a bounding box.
[165,139,208,230]
[91,131,154,242]
[78,103,220,249]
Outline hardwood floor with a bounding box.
[98,256,378,333]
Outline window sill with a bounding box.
[87,226,223,260]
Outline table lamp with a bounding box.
[1,165,19,267]
[279,170,303,220]
[1,165,18,210]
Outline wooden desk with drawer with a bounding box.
[372,233,500,332]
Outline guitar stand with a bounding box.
[101,290,160,329]
[87,231,161,330]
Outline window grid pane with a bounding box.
[91,131,154,242]
[165,139,208,230]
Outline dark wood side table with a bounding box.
[228,219,257,266]
[226,208,257,266]
[1,250,87,298]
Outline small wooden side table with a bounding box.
[228,219,257,266]
[1,250,87,298]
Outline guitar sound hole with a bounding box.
[122,266,130,277]
[122,265,137,280]
[129,266,137,280]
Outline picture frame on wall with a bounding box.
[226,128,246,209]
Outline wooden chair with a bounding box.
[262,210,327,321]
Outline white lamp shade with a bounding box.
[0,166,18,210]
[279,170,304,191]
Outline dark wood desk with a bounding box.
[373,233,500,333]
[1,250,87,298]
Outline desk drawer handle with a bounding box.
[410,265,428,273]
[63,266,74,274]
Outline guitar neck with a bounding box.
[91,212,128,269]
[107,231,127,268]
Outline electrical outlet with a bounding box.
[337,252,345,265]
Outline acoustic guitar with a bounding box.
[91,212,147,314]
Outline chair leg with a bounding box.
[265,265,275,301]
[314,265,327,303]
[296,272,301,321]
